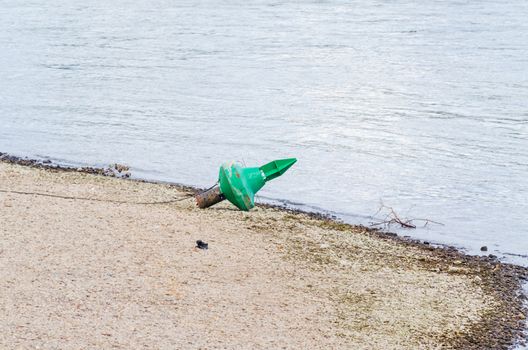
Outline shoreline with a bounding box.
[0,151,521,262]
[1,152,527,349]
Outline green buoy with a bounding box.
[196,158,297,211]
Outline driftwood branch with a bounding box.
[370,201,444,229]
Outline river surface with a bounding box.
[1,1,527,265]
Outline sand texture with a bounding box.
[0,162,526,349]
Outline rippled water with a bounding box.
[1,1,527,265]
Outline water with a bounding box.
[1,1,527,265]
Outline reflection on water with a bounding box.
[1,0,527,265]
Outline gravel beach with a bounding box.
[0,160,526,349]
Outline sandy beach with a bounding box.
[0,160,526,349]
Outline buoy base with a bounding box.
[195,186,225,209]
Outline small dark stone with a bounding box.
[423,241,430,245]
[196,240,208,250]
[481,246,488,252]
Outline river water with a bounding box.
[1,1,527,265]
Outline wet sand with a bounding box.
[0,160,526,349]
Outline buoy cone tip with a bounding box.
[259,158,297,182]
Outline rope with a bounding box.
[0,189,193,205]
[0,181,219,205]
[200,181,219,193]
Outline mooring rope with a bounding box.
[0,180,218,206]
[0,188,193,205]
